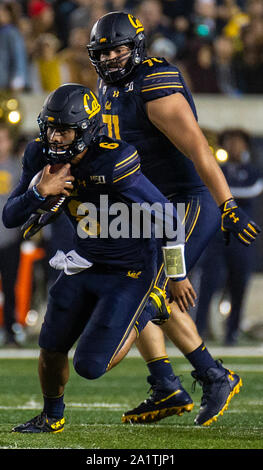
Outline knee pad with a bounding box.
[73,352,107,380]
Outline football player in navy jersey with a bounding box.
[3,83,193,433]
[87,11,260,426]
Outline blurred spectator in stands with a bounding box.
[247,0,263,20]
[141,0,194,58]
[213,34,239,95]
[108,0,132,10]
[192,0,218,40]
[53,1,78,48]
[148,34,191,85]
[233,22,263,93]
[0,124,22,346]
[2,0,263,96]
[85,1,109,31]
[162,0,195,21]
[27,0,57,40]
[18,1,29,16]
[185,2,241,95]
[149,36,177,62]
[69,0,108,32]
[195,128,263,345]
[14,133,37,160]
[68,0,93,31]
[150,0,194,56]
[184,39,221,92]
[216,0,249,36]
[135,0,174,48]
[219,2,250,39]
[30,33,69,93]
[18,15,36,65]
[59,27,97,92]
[0,2,29,92]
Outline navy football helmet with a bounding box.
[38,83,101,164]
[87,11,146,84]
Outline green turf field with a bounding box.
[0,354,262,450]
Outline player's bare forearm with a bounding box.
[191,146,232,206]
[147,93,232,206]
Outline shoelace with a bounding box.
[199,382,213,407]
[147,374,184,399]
[191,358,225,391]
[146,384,157,402]
[191,374,215,407]
[31,412,47,428]
[191,359,226,406]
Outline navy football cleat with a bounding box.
[12,412,65,433]
[191,360,242,426]
[122,375,194,423]
[149,286,171,325]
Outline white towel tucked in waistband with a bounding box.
[49,249,93,275]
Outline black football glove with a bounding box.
[220,198,261,246]
[21,211,60,240]
[21,195,67,240]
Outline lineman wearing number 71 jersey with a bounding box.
[87,11,260,426]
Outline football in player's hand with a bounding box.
[29,163,71,213]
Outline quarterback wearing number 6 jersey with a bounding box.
[3,84,193,433]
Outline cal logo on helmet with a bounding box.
[127,14,144,34]
[83,91,101,119]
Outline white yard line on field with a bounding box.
[0,345,263,359]
[1,398,263,412]
[0,402,127,411]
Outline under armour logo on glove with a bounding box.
[229,212,239,223]
[220,198,261,246]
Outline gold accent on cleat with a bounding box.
[50,427,64,433]
[201,378,243,426]
[47,417,65,433]
[154,389,181,405]
[121,402,194,424]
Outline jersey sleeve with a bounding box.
[111,142,184,247]
[139,58,188,103]
[2,141,46,228]
[111,143,141,190]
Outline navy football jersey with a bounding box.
[98,57,205,196]
[3,135,179,270]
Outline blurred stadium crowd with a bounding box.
[0,0,263,94]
